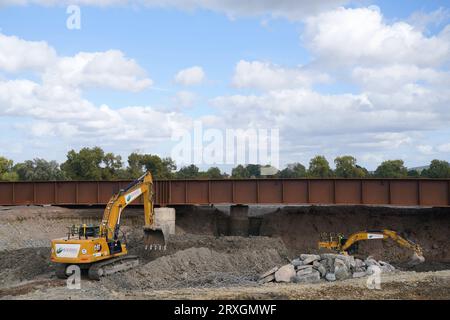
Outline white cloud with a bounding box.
[417,145,434,155]
[232,60,330,90]
[43,50,152,92]
[0,33,57,72]
[174,66,205,86]
[2,0,349,20]
[173,90,197,108]
[0,32,184,151]
[408,7,450,32]
[211,88,444,136]
[352,65,450,93]
[0,78,191,145]
[304,6,450,67]
[0,32,152,92]
[437,143,450,153]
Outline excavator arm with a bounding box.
[319,229,425,265]
[100,172,165,247]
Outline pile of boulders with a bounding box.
[258,253,395,284]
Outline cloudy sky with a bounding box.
[0,0,449,171]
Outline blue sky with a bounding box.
[0,0,449,172]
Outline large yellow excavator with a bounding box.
[50,172,166,280]
[318,229,425,265]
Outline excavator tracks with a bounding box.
[88,255,139,280]
[54,256,140,280]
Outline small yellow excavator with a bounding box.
[318,229,425,265]
[50,172,166,280]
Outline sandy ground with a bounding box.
[0,205,449,300]
[1,270,449,300]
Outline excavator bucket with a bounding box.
[408,252,425,266]
[143,226,166,250]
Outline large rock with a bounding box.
[379,260,395,272]
[319,258,333,272]
[301,254,321,265]
[365,257,380,267]
[296,265,313,271]
[313,261,327,277]
[294,270,321,284]
[325,273,336,281]
[335,255,355,269]
[258,273,275,283]
[352,271,367,278]
[334,259,350,280]
[296,266,313,277]
[291,259,303,267]
[355,258,366,268]
[320,253,355,269]
[259,266,279,280]
[354,267,366,273]
[275,264,296,283]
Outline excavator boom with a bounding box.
[319,229,425,265]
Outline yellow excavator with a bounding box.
[318,229,425,265]
[50,172,166,280]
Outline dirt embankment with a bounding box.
[104,235,289,290]
[257,206,450,266]
[0,204,449,299]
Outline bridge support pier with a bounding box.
[154,207,176,236]
[229,205,249,237]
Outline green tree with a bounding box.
[246,164,261,178]
[407,169,420,177]
[14,159,64,181]
[278,163,306,178]
[231,164,249,178]
[125,153,176,179]
[205,167,223,179]
[308,155,332,177]
[127,152,145,178]
[102,153,123,180]
[140,155,176,180]
[61,147,105,180]
[0,156,18,181]
[334,156,367,178]
[176,164,200,179]
[421,160,450,178]
[231,164,261,178]
[374,160,408,178]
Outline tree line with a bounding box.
[0,147,449,181]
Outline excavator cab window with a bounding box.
[78,225,99,239]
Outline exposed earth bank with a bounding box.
[0,205,449,299]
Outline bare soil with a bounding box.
[0,205,449,300]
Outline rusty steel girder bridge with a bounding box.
[0,178,449,207]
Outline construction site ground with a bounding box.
[0,205,449,300]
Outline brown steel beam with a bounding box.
[0,178,449,207]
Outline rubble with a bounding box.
[274,264,296,283]
[325,272,336,281]
[259,253,396,284]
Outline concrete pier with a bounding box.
[229,205,249,236]
[154,207,176,236]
